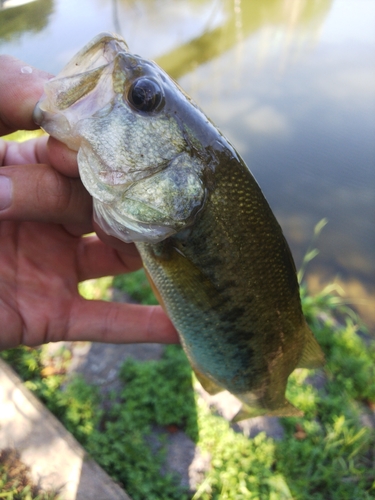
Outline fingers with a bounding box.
[0,55,52,136]
[0,135,79,178]
[46,136,80,177]
[67,299,180,344]
[0,164,93,234]
[77,235,142,281]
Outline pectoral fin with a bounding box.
[144,267,166,311]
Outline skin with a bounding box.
[0,55,178,351]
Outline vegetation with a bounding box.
[0,0,53,43]
[112,270,159,305]
[0,449,58,500]
[1,229,374,499]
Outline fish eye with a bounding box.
[128,78,164,113]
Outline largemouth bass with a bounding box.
[34,33,324,420]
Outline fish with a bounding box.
[33,33,325,420]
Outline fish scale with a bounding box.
[33,33,325,420]
[137,148,305,407]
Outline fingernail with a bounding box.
[0,175,12,210]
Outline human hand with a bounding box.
[0,55,178,350]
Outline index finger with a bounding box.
[0,55,52,136]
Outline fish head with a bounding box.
[34,33,211,243]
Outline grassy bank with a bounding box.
[1,267,374,499]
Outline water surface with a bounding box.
[1,0,374,330]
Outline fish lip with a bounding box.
[32,102,43,126]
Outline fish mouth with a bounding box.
[33,33,130,145]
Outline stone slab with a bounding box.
[0,358,131,500]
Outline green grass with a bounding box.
[1,259,375,499]
[87,346,196,500]
[113,269,159,305]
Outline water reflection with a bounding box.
[158,0,333,79]
[1,0,39,8]
[0,0,373,330]
[0,0,53,41]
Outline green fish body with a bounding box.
[34,33,324,420]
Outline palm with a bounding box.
[0,207,178,349]
[0,220,89,347]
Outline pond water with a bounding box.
[1,0,374,331]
